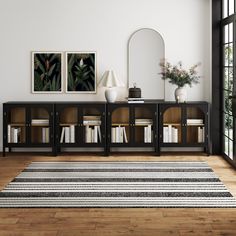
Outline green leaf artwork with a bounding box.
[67,53,96,92]
[33,53,62,92]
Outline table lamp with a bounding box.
[98,70,125,103]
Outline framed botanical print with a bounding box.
[32,52,63,93]
[66,52,96,93]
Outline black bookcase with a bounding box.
[54,102,106,155]
[3,102,54,156]
[159,102,209,154]
[107,102,159,155]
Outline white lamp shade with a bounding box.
[98,70,125,88]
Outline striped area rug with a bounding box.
[0,161,236,208]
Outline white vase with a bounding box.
[175,86,187,103]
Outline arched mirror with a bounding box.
[128,28,165,100]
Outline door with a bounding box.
[160,105,183,146]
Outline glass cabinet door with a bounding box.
[162,107,182,144]
[186,107,205,144]
[134,106,155,145]
[6,107,26,144]
[30,107,52,144]
[58,107,78,144]
[82,106,104,145]
[110,107,130,144]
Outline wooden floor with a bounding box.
[0,153,236,236]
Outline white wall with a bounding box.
[0,0,211,150]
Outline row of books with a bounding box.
[60,125,75,143]
[7,125,21,143]
[31,119,49,126]
[135,119,153,125]
[83,116,101,126]
[111,126,128,143]
[85,126,102,143]
[144,125,153,143]
[163,125,178,143]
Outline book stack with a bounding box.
[127,98,144,103]
[111,126,128,143]
[85,126,102,143]
[42,128,50,143]
[31,119,49,126]
[163,125,178,143]
[83,116,101,126]
[7,125,21,143]
[186,119,204,126]
[60,125,75,143]
[135,119,153,143]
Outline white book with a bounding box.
[168,125,172,143]
[97,126,102,143]
[83,120,102,125]
[7,125,11,143]
[94,126,98,143]
[60,127,65,143]
[45,128,49,143]
[87,127,92,143]
[91,128,94,143]
[120,127,124,143]
[111,127,116,143]
[70,125,75,143]
[147,125,152,143]
[85,126,89,143]
[65,127,70,143]
[13,128,18,143]
[187,119,203,124]
[144,127,147,143]
[163,127,167,143]
[42,128,46,143]
[202,127,205,142]
[123,127,128,143]
[198,127,202,143]
[172,128,178,143]
[116,127,120,143]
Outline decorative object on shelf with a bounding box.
[159,61,201,102]
[66,52,96,93]
[32,52,63,93]
[98,70,125,103]
[128,83,141,98]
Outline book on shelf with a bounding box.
[111,126,128,143]
[135,119,153,125]
[85,125,101,143]
[42,127,49,143]
[8,125,21,143]
[187,119,204,125]
[197,127,205,143]
[163,125,178,143]
[144,125,152,143]
[83,116,101,125]
[31,119,49,125]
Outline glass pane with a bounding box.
[229,23,233,42]
[224,136,229,156]
[229,0,234,15]
[31,108,50,144]
[225,25,229,43]
[229,140,234,159]
[228,67,233,91]
[224,90,229,112]
[223,0,228,18]
[111,107,130,143]
[224,67,229,90]
[163,107,181,143]
[82,108,102,144]
[229,115,233,139]
[228,92,233,115]
[224,45,229,66]
[7,108,26,144]
[224,113,229,137]
[134,107,154,144]
[60,107,78,144]
[229,43,233,66]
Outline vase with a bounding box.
[175,86,187,103]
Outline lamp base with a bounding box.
[105,88,117,103]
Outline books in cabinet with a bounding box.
[111,126,128,143]
[83,116,101,126]
[31,119,49,126]
[42,127,49,143]
[7,125,22,143]
[85,125,102,143]
[163,125,178,143]
[60,125,75,143]
[197,127,205,143]
[144,125,152,143]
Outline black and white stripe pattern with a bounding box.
[0,161,236,207]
